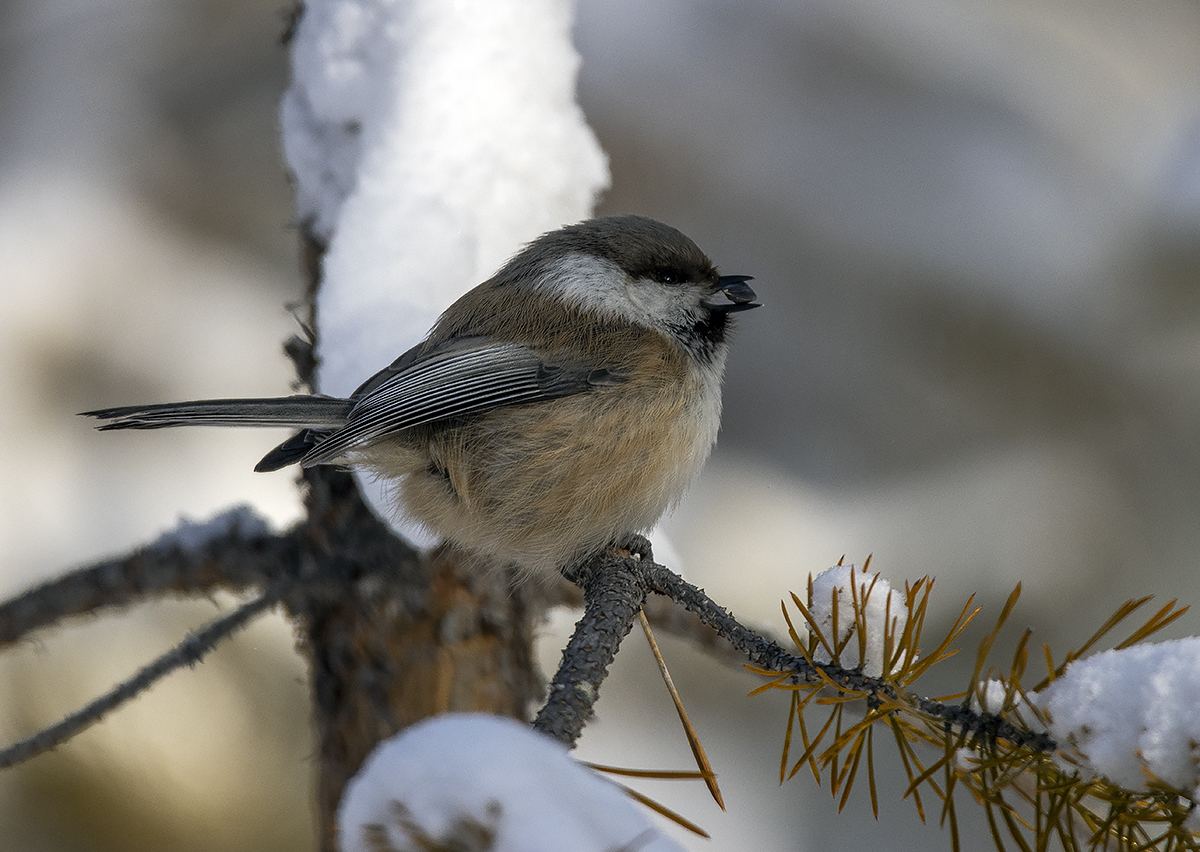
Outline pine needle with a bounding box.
[780,690,798,785]
[866,724,879,818]
[790,592,836,661]
[890,716,928,823]
[904,593,979,684]
[614,782,710,838]
[1116,599,1189,649]
[971,585,1022,697]
[789,706,840,782]
[584,763,707,780]
[638,611,724,810]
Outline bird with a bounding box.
[84,215,760,576]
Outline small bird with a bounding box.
[85,216,760,576]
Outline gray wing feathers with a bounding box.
[299,343,599,467]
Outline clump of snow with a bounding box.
[279,0,608,540]
[1033,638,1200,809]
[808,565,905,677]
[338,713,685,852]
[149,505,270,553]
[280,0,608,389]
[971,677,1024,714]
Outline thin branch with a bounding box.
[0,506,297,648]
[0,579,293,768]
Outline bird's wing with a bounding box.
[301,337,618,466]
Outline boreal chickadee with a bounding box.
[85,216,760,576]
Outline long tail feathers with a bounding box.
[82,395,352,431]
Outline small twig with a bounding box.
[0,507,295,648]
[641,563,808,674]
[0,579,292,769]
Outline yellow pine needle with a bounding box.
[829,583,844,662]
[888,580,930,675]
[780,624,824,675]
[1030,596,1172,692]
[848,567,868,666]
[789,705,840,781]
[946,789,962,852]
[850,570,883,669]
[939,731,964,830]
[780,599,806,651]
[902,594,979,684]
[903,579,934,656]
[1009,628,1032,684]
[809,664,866,696]
[828,704,844,794]
[982,800,1008,851]
[826,707,890,754]
[814,690,870,706]
[836,731,867,811]
[1042,642,1057,683]
[614,782,710,838]
[584,762,707,780]
[903,750,954,799]
[793,698,821,784]
[970,584,1022,697]
[743,663,787,677]
[1116,599,1189,649]
[791,592,836,661]
[929,691,970,703]
[882,591,897,677]
[746,671,794,697]
[638,611,724,810]
[997,797,1036,844]
[866,725,879,818]
[780,690,798,784]
[1066,596,1152,664]
[889,716,927,822]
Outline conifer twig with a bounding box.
[0,580,292,769]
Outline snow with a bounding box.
[807,564,905,677]
[148,505,270,553]
[1033,638,1200,807]
[279,0,608,541]
[971,677,1021,714]
[338,713,685,852]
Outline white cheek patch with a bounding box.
[542,253,699,330]
[542,253,639,323]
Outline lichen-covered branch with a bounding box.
[533,538,654,746]
[0,506,293,649]
[0,579,292,769]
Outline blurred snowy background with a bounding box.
[2,0,1199,849]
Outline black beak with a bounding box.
[713,274,761,312]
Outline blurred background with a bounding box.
[2,0,1199,849]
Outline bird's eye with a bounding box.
[654,268,682,285]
